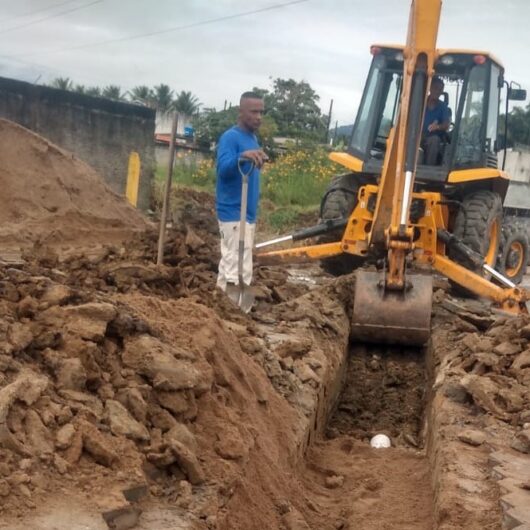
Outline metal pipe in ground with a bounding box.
[156,112,179,265]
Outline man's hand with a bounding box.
[427,120,439,133]
[241,149,269,169]
[428,120,449,133]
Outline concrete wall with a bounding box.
[503,147,530,183]
[502,147,530,210]
[0,76,156,210]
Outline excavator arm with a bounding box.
[371,0,440,286]
[256,0,529,345]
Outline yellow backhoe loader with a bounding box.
[256,0,529,346]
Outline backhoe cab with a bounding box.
[256,0,529,346]
[349,47,506,176]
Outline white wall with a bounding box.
[155,112,192,135]
[502,148,530,183]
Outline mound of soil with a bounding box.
[0,119,147,249]
[0,244,340,530]
[3,121,528,530]
[0,132,320,529]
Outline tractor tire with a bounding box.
[318,173,365,276]
[496,222,529,285]
[449,190,503,297]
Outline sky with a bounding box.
[0,0,528,125]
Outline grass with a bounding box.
[261,148,340,208]
[154,147,341,232]
[155,158,215,188]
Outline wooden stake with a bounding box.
[156,112,179,265]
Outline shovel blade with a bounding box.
[351,271,432,346]
[225,283,255,314]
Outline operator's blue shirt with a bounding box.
[422,100,450,135]
[215,126,261,223]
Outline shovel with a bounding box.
[226,159,255,313]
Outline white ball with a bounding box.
[370,434,391,448]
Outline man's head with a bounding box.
[430,77,444,100]
[238,92,264,133]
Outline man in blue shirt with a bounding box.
[215,92,268,293]
[421,77,450,165]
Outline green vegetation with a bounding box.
[155,146,342,231]
[48,77,201,115]
[261,147,340,207]
[193,78,329,149]
[255,78,327,141]
[157,147,339,207]
[155,157,215,188]
[500,102,530,147]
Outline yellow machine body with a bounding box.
[257,0,529,346]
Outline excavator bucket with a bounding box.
[351,271,432,346]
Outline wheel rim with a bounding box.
[485,219,500,266]
[506,240,525,277]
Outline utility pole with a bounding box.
[325,99,334,144]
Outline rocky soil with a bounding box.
[0,120,529,530]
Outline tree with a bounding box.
[499,103,530,147]
[173,90,201,116]
[74,84,86,94]
[85,86,102,97]
[258,115,279,157]
[508,103,530,146]
[152,84,174,114]
[194,78,326,150]
[128,85,154,107]
[50,77,73,91]
[252,79,326,141]
[102,85,125,101]
[193,107,238,148]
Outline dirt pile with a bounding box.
[432,300,530,446]
[18,190,311,326]
[0,119,147,249]
[0,116,320,529]
[0,264,285,525]
[0,250,353,530]
[5,122,529,529]
[0,149,327,529]
[423,297,530,529]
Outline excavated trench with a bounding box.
[298,341,435,530]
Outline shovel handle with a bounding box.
[237,159,255,285]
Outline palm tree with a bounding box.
[85,86,102,97]
[152,84,174,114]
[173,90,201,116]
[102,85,125,101]
[74,84,86,94]
[128,85,154,107]
[50,77,73,91]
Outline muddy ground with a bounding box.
[0,121,529,530]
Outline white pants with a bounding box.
[217,221,256,291]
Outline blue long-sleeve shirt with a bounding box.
[423,100,450,135]
[216,126,261,223]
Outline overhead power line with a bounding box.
[0,0,83,25]
[0,0,103,36]
[3,0,308,59]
